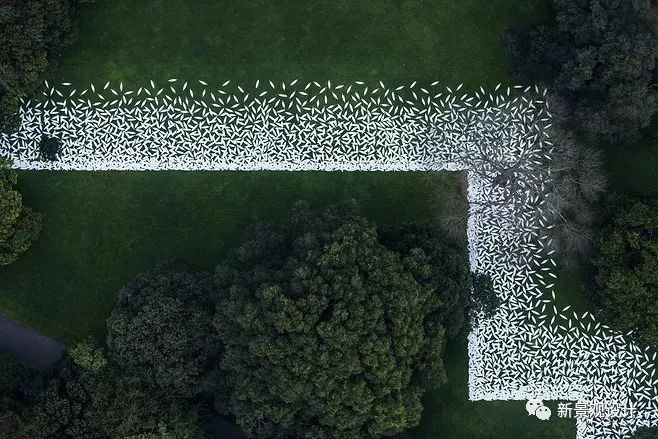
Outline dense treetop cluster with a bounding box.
[592,197,658,346]
[505,0,658,142]
[0,0,76,132]
[0,203,475,438]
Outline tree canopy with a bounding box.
[0,352,38,413]
[505,0,658,141]
[471,273,500,320]
[0,265,216,439]
[0,0,77,132]
[0,361,210,439]
[38,135,63,162]
[592,197,658,345]
[0,158,42,265]
[106,264,218,398]
[378,222,471,338]
[213,202,470,438]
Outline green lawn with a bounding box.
[0,0,581,437]
[52,0,546,88]
[20,0,547,341]
[3,170,575,438]
[33,0,548,340]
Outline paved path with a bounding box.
[0,314,66,371]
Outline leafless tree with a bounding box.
[428,96,606,265]
[542,126,606,264]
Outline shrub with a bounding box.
[37,135,62,161]
[0,157,42,265]
[0,0,77,132]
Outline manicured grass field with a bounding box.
[33,0,548,338]
[0,0,579,437]
[19,0,546,340]
[52,0,546,88]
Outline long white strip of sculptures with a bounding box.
[1,80,657,438]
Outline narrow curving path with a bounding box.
[0,314,66,371]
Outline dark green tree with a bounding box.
[0,353,35,398]
[106,264,218,398]
[471,273,500,320]
[38,135,63,161]
[0,352,40,422]
[213,202,469,438]
[1,266,217,439]
[0,362,210,439]
[0,157,42,265]
[592,197,658,345]
[0,0,77,132]
[504,0,658,141]
[379,222,471,338]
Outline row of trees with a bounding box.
[0,0,77,132]
[0,202,491,438]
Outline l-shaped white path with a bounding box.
[1,79,657,438]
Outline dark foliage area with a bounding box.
[213,201,470,438]
[0,157,42,265]
[0,267,213,439]
[107,263,218,399]
[0,0,77,132]
[591,196,658,345]
[379,222,471,338]
[0,352,39,412]
[504,0,658,142]
[0,361,210,438]
[471,273,500,320]
[38,135,63,161]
